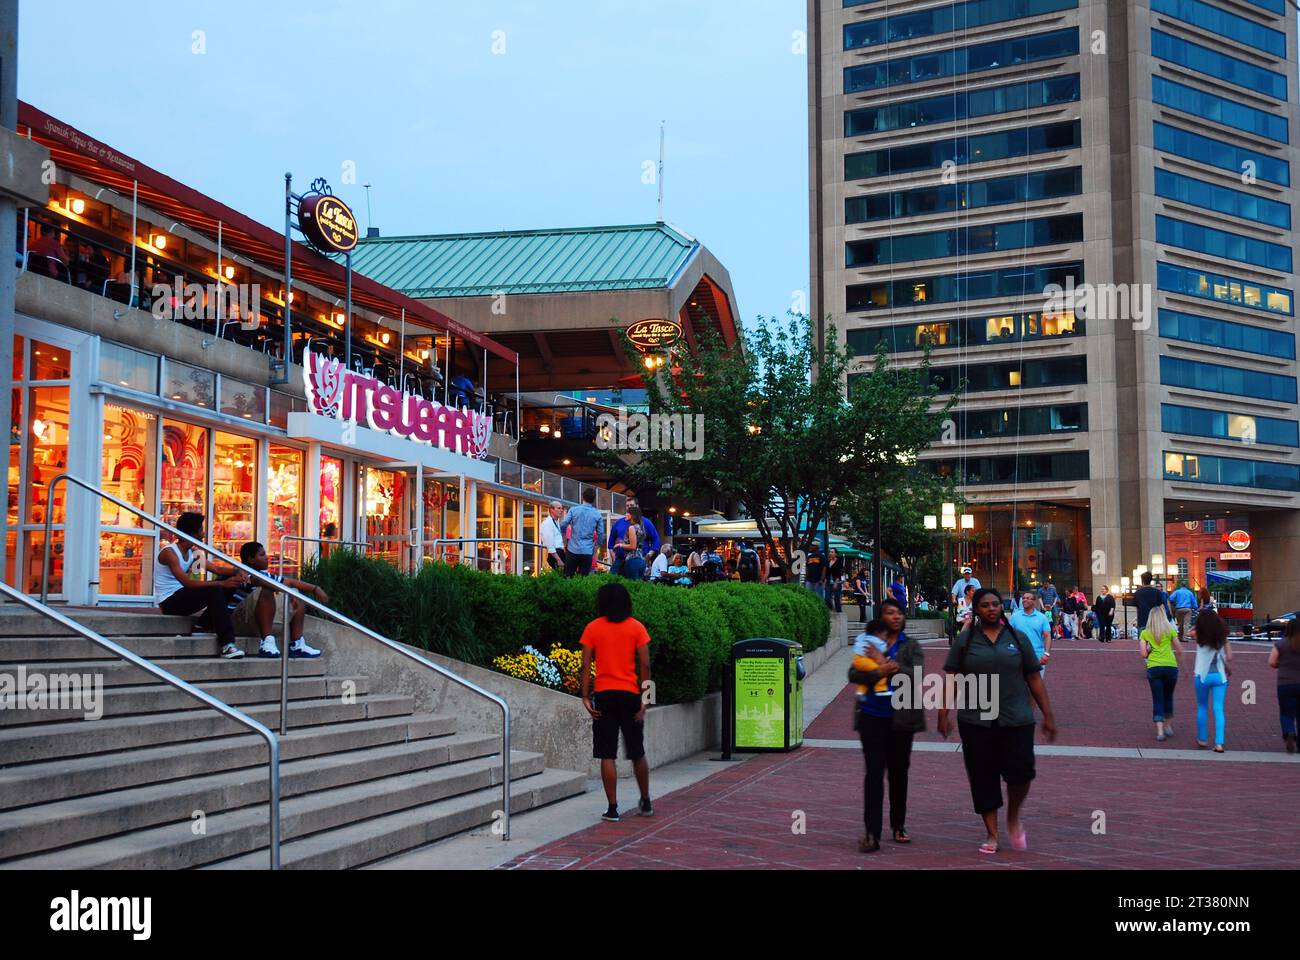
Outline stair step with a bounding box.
[0,612,197,638]
[1,694,417,762]
[1,751,548,869]
[0,733,501,860]
[0,634,223,662]
[0,713,457,809]
[0,675,370,726]
[219,768,588,870]
[4,657,327,687]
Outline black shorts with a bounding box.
[592,690,646,761]
[957,720,1036,815]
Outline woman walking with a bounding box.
[1140,606,1184,742]
[847,598,924,852]
[1191,608,1232,752]
[939,587,1057,854]
[617,505,646,581]
[1269,620,1300,753]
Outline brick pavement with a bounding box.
[503,638,1300,870]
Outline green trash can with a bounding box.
[728,637,804,753]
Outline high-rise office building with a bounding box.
[809,0,1300,612]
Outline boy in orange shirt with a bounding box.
[580,582,653,822]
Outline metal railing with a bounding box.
[424,537,546,573]
[39,474,514,840]
[276,535,373,580]
[2,580,281,869]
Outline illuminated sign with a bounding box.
[1226,530,1251,552]
[299,193,359,254]
[626,318,682,351]
[1220,552,1250,561]
[304,345,491,460]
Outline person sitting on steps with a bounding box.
[154,511,250,660]
[227,542,330,659]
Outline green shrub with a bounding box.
[300,552,831,705]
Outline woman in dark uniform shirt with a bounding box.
[938,587,1058,854]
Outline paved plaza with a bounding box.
[493,630,1300,871]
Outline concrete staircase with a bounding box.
[0,610,586,869]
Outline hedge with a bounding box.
[302,552,830,705]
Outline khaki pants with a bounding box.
[231,588,288,638]
[1175,607,1192,642]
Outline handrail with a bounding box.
[1,581,281,870]
[425,537,547,573]
[40,473,513,841]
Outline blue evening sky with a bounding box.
[19,0,809,329]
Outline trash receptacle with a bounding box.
[728,637,804,753]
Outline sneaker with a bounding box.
[221,643,245,660]
[601,805,621,822]
[1285,734,1297,754]
[638,797,654,817]
[288,638,322,659]
[258,636,281,658]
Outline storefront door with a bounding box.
[359,464,414,571]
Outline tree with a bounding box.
[602,314,955,574]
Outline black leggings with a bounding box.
[160,585,236,645]
[858,715,914,840]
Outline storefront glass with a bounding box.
[320,455,344,537]
[363,467,407,569]
[496,494,516,573]
[476,490,495,571]
[521,502,541,575]
[99,404,158,597]
[160,419,207,522]
[164,360,216,409]
[268,444,303,575]
[212,432,255,558]
[5,339,22,586]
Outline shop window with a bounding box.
[100,404,158,598]
[268,445,303,575]
[221,379,268,423]
[26,386,70,525]
[164,360,216,409]
[29,340,71,381]
[161,420,207,523]
[363,468,406,568]
[212,433,256,559]
[422,478,448,549]
[496,494,517,574]
[320,456,344,539]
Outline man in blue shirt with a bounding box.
[606,498,661,576]
[1169,581,1198,642]
[950,567,981,606]
[559,487,604,577]
[1009,590,1053,677]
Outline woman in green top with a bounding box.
[939,588,1057,855]
[1140,606,1185,742]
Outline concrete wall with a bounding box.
[307,616,842,778]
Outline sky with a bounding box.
[19,0,810,328]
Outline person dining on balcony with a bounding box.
[27,225,69,278]
[449,372,475,410]
[154,511,250,660]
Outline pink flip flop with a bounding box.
[979,840,999,855]
[1009,830,1028,851]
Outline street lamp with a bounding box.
[1120,576,1131,639]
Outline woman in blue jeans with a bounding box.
[1190,609,1232,753]
[1140,606,1184,742]
[617,506,646,581]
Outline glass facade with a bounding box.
[847,120,1080,181]
[847,168,1082,225]
[1158,309,1295,358]
[99,404,157,597]
[1150,29,1287,100]
[1153,122,1289,187]
[847,309,1081,354]
[847,261,1083,312]
[1161,403,1299,447]
[1154,169,1290,229]
[845,28,1078,93]
[1156,215,1292,272]
[845,75,1080,137]
[212,432,256,560]
[1157,261,1293,316]
[926,356,1088,394]
[1151,76,1287,143]
[1160,355,1298,403]
[268,445,303,575]
[845,0,1077,50]
[952,403,1088,440]
[1149,0,1286,57]
[847,214,1082,268]
[929,451,1090,485]
[1164,451,1300,491]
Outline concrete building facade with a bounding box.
[809,0,1300,611]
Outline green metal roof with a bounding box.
[346,223,701,299]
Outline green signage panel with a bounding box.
[734,657,786,749]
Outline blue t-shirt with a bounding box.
[1009,607,1051,659]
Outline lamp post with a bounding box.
[925,502,975,640]
[1120,576,1131,639]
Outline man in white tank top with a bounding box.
[156,512,250,659]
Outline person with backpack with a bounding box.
[1191,608,1232,752]
[804,543,826,600]
[737,541,760,583]
[938,587,1057,855]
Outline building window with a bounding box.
[1162,404,1299,447]
[1153,122,1289,188]
[1150,29,1288,101]
[1158,309,1296,359]
[845,0,1078,50]
[1164,451,1300,491]
[1157,262,1292,317]
[1177,558,1189,579]
[1160,356,1298,403]
[846,75,1080,137]
[1206,556,1218,574]
[847,120,1080,182]
[1149,0,1285,57]
[1156,216,1292,273]
[845,27,1079,93]
[1152,76,1288,143]
[848,262,1083,313]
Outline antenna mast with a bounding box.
[657,122,665,223]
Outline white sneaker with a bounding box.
[258,636,281,658]
[288,638,322,659]
[221,643,245,660]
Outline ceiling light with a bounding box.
[380,332,391,345]
[539,424,551,434]
[152,234,167,250]
[224,265,235,280]
[70,197,85,215]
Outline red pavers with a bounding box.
[505,640,1300,870]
